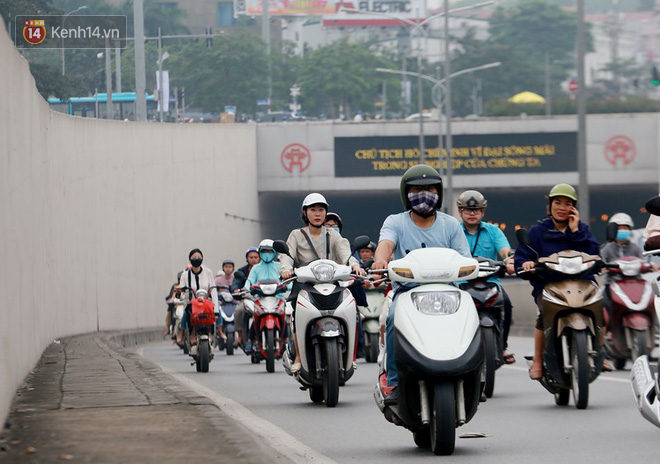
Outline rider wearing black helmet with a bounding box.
[372,164,470,405]
[233,247,260,347]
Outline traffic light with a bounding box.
[652,66,660,87]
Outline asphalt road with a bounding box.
[142,336,659,463]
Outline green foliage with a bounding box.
[167,28,268,114]
[297,38,398,118]
[485,96,660,116]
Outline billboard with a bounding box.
[334,132,578,177]
[234,0,425,23]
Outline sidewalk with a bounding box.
[0,330,280,463]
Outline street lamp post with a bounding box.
[61,6,88,76]
[376,61,501,206]
[342,2,494,164]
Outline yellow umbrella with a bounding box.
[507,91,547,104]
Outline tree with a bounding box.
[297,39,397,118]
[167,28,268,114]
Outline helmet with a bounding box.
[258,239,276,263]
[399,164,443,210]
[222,259,234,267]
[245,247,258,258]
[301,193,329,224]
[457,190,487,209]
[358,241,377,252]
[548,183,578,203]
[325,212,343,233]
[609,212,634,228]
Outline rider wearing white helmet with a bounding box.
[280,193,364,373]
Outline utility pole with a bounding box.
[134,0,147,121]
[105,38,113,119]
[262,0,272,112]
[577,0,589,221]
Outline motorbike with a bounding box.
[360,285,386,363]
[244,279,289,373]
[631,246,660,428]
[215,286,238,356]
[604,256,656,369]
[274,239,361,408]
[459,257,507,398]
[373,248,484,456]
[517,228,606,409]
[182,287,216,373]
[172,296,187,351]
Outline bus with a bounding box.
[48,92,158,120]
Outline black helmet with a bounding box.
[325,212,343,233]
[358,241,376,252]
[399,164,443,210]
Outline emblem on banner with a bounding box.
[23,19,46,45]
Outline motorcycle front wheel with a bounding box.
[322,338,340,407]
[266,329,275,373]
[630,328,648,362]
[199,340,210,373]
[483,328,497,398]
[366,332,379,363]
[430,381,456,455]
[571,330,589,409]
[226,331,235,356]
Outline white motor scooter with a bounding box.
[274,241,359,408]
[374,248,483,456]
[631,248,660,428]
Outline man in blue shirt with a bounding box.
[373,164,470,406]
[457,190,516,364]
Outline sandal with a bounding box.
[529,366,543,380]
[503,352,516,364]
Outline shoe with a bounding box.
[480,392,488,403]
[291,362,302,374]
[503,352,516,364]
[383,387,399,406]
[352,361,358,371]
[602,359,613,372]
[244,342,253,353]
[529,365,543,380]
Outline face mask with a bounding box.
[190,258,203,268]
[260,251,275,263]
[408,190,439,216]
[616,230,632,242]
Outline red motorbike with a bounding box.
[182,288,216,373]
[245,279,289,373]
[605,256,657,370]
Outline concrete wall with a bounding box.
[0,24,260,424]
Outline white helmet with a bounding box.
[609,212,634,228]
[258,239,276,263]
[301,193,328,224]
[258,239,274,251]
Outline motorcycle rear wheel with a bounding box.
[309,387,324,403]
[430,381,456,455]
[571,331,589,409]
[483,328,497,398]
[266,329,275,373]
[322,338,340,407]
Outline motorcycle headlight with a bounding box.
[547,256,594,275]
[260,283,278,295]
[312,263,336,282]
[411,291,461,315]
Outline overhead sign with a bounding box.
[236,0,424,21]
[334,132,577,176]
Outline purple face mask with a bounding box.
[408,190,439,216]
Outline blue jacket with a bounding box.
[514,218,600,298]
[244,260,291,300]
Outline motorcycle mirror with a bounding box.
[272,240,290,256]
[515,228,539,260]
[605,222,619,242]
[516,228,531,248]
[645,195,660,216]
[351,235,371,252]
